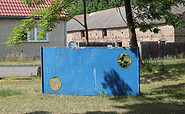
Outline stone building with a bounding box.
[0,0,67,60]
[67,6,185,47]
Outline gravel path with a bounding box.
[0,67,38,76]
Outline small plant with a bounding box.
[34,89,40,93]
[177,53,184,59]
[140,61,153,73]
[99,91,107,97]
[0,89,22,97]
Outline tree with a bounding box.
[129,0,185,47]
[109,0,125,9]
[3,0,73,46]
[83,0,89,45]
[86,0,99,14]
[98,0,109,11]
[4,0,185,49]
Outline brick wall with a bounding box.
[67,24,175,47]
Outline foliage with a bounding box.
[99,90,107,97]
[133,0,185,33]
[118,54,131,68]
[3,0,72,46]
[67,0,125,17]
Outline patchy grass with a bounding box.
[0,60,40,65]
[0,89,22,97]
[0,59,185,113]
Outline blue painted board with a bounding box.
[41,47,139,96]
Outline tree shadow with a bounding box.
[85,111,118,114]
[140,62,185,84]
[152,83,185,99]
[25,111,51,114]
[101,69,133,96]
[110,81,185,113]
[114,102,185,114]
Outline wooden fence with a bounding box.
[140,41,185,59]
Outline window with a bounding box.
[102,29,107,38]
[81,30,85,38]
[117,42,122,47]
[28,28,49,42]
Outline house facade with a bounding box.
[67,7,185,47]
[0,0,67,60]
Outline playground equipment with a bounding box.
[41,47,139,96]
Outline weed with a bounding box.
[99,91,107,97]
[0,89,22,97]
[34,89,40,93]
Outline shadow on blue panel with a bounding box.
[102,69,132,96]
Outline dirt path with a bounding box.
[0,67,38,76]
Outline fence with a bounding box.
[79,42,115,47]
[41,47,139,96]
[140,41,185,59]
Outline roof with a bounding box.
[67,5,185,32]
[0,0,65,17]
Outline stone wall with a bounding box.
[67,24,175,47]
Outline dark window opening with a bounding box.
[81,30,85,38]
[117,42,122,47]
[102,29,107,38]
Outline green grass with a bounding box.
[0,59,185,113]
[0,89,22,97]
[0,60,40,65]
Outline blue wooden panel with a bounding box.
[41,47,139,96]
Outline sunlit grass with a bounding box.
[0,60,40,65]
[0,59,185,113]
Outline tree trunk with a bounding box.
[124,0,143,64]
[83,0,89,46]
[124,0,137,47]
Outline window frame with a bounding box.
[27,28,49,42]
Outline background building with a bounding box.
[67,6,185,47]
[0,0,67,60]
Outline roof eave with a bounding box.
[0,16,67,20]
[67,23,167,32]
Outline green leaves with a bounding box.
[22,0,45,7]
[4,0,71,46]
[4,0,185,46]
[133,0,185,32]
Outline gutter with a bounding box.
[0,16,67,20]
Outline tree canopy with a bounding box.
[67,0,125,17]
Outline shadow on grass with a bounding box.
[152,83,185,100]
[110,81,185,113]
[140,62,185,84]
[25,111,51,114]
[0,75,40,81]
[85,111,118,114]
[114,102,185,113]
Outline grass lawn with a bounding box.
[0,60,40,65]
[0,59,185,113]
